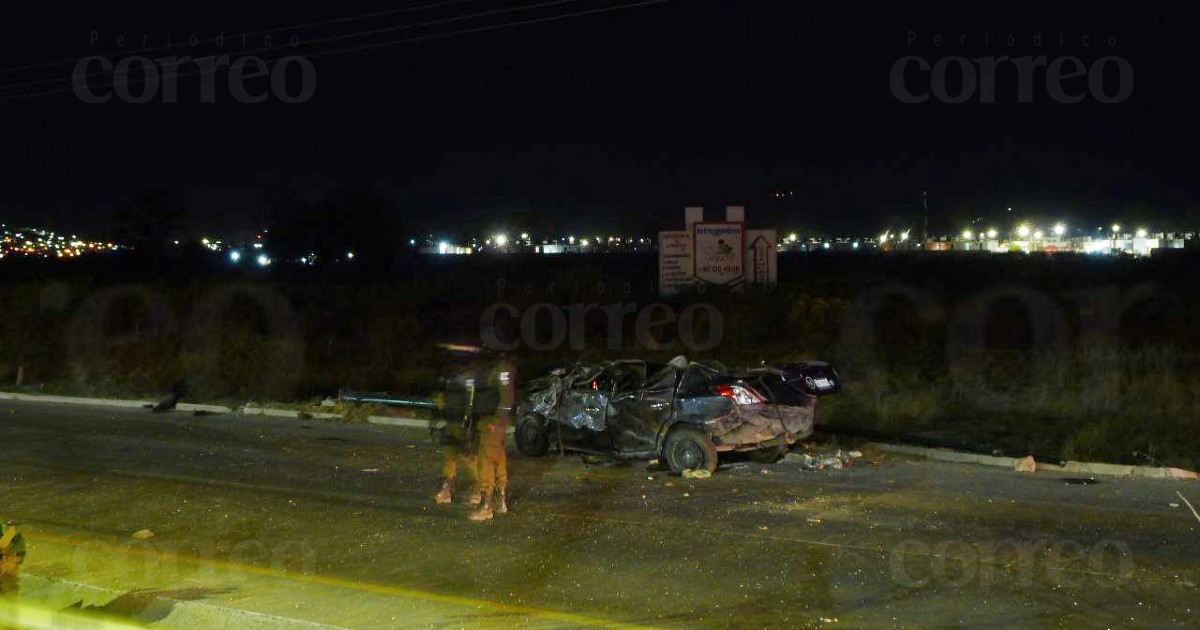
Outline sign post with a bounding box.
[658,207,777,297]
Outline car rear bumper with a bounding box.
[706,402,815,450]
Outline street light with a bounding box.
[962,229,973,240]
[1136,228,1148,238]
[900,230,910,242]
[787,233,798,243]
[986,228,997,239]
[1111,223,1121,234]
[1017,225,1031,238]
[1033,230,1044,239]
[494,234,508,247]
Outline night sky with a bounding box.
[2,2,1196,239]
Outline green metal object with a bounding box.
[338,389,437,409]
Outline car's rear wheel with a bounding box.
[515,413,549,457]
[746,443,788,464]
[663,427,718,474]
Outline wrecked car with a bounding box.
[513,356,840,473]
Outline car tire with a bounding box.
[515,413,549,457]
[746,443,788,464]
[663,427,718,474]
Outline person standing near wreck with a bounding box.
[469,349,517,522]
[433,345,483,507]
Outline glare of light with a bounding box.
[253,243,263,249]
[568,235,576,244]
[1053,223,1066,236]
[438,241,449,254]
[173,240,180,245]
[822,242,830,249]
[900,230,910,242]
[346,251,355,260]
[1111,223,1121,233]
[256,254,270,267]
[1136,228,1148,238]
[787,233,798,243]
[1033,230,1044,239]
[202,238,210,245]
[852,241,860,249]
[494,234,508,247]
[229,250,241,263]
[520,232,529,240]
[961,229,973,240]
[879,232,889,242]
[580,239,590,247]
[986,228,997,239]
[1017,225,1031,238]
[409,239,416,246]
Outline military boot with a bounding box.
[468,496,494,522]
[433,480,453,504]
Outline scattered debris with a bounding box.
[1015,456,1037,474]
[758,525,769,531]
[1064,478,1099,485]
[682,493,690,498]
[361,468,379,473]
[1176,491,1200,526]
[681,469,711,480]
[787,448,856,471]
[131,529,155,540]
[647,476,654,481]
[1169,502,1181,509]
[807,517,822,525]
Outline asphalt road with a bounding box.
[0,400,1197,629]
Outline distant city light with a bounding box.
[1017,225,1031,238]
[986,228,997,239]
[1033,230,1044,239]
[822,242,830,249]
[580,239,590,247]
[879,232,889,243]
[568,236,576,244]
[852,241,859,249]
[961,229,973,240]
[1136,228,1148,238]
[438,241,449,254]
[346,251,355,260]
[1111,223,1122,233]
[494,234,508,247]
[1053,223,1066,236]
[787,233,798,243]
[520,232,530,240]
[256,254,271,267]
[229,250,241,263]
[899,230,910,242]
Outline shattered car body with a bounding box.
[514,356,840,473]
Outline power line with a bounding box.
[0,0,679,104]
[0,0,593,92]
[0,0,488,76]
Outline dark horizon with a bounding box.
[3,2,1198,238]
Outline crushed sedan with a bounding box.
[513,356,840,473]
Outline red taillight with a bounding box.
[713,384,764,405]
[591,379,599,390]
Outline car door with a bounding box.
[554,364,610,450]
[609,363,678,455]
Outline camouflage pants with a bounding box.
[476,418,509,498]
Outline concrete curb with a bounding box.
[867,443,1199,480]
[0,392,519,434]
[368,415,517,435]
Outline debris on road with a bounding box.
[131,529,155,540]
[1015,456,1037,473]
[785,448,857,471]
[682,468,711,480]
[1064,478,1099,485]
[361,468,379,473]
[1176,491,1200,526]
[807,517,822,525]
